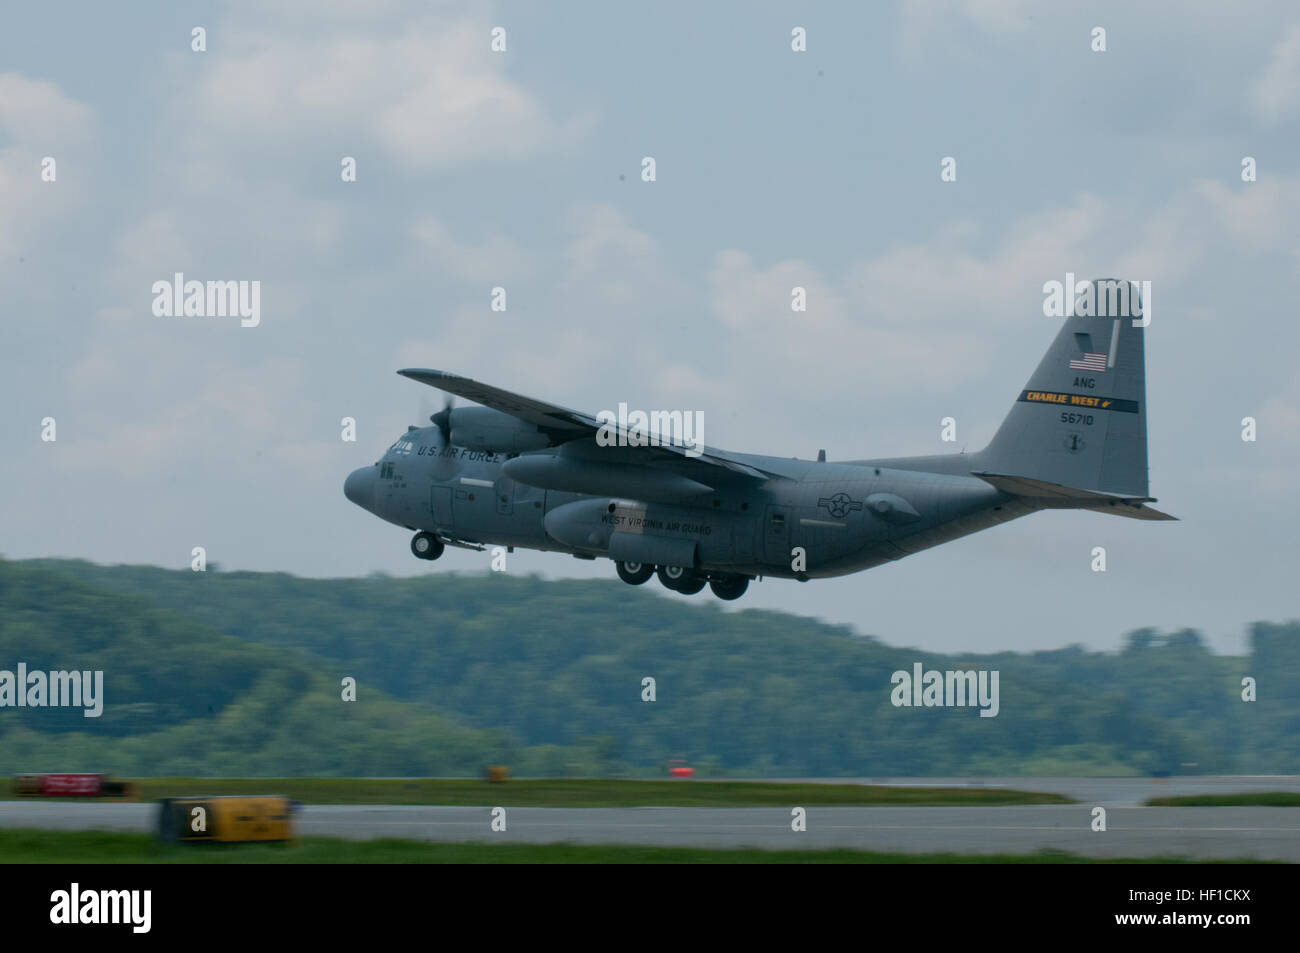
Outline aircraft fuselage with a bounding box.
[345,427,1032,581]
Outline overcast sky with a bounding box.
[3,1,1298,654]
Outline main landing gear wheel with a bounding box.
[616,560,655,585]
[657,565,704,594]
[709,576,750,600]
[674,575,707,595]
[410,531,444,561]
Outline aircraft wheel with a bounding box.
[657,565,695,592]
[709,576,750,600]
[410,532,444,561]
[616,560,654,585]
[675,575,707,595]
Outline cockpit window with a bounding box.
[388,438,415,455]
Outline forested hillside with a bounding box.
[0,561,589,776]
[2,558,1296,777]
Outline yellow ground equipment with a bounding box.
[157,795,297,844]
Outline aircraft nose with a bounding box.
[344,466,376,508]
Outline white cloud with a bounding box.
[900,0,1032,59]
[0,74,92,264]
[557,203,693,332]
[711,247,985,396]
[108,212,196,285]
[1195,176,1300,264]
[395,204,693,411]
[0,73,92,143]
[191,16,573,170]
[564,203,661,282]
[1250,24,1300,123]
[56,345,326,480]
[707,195,1133,395]
[409,216,535,284]
[955,0,1033,33]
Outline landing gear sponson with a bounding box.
[413,542,746,599]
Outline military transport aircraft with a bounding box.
[345,281,1174,600]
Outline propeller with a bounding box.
[430,394,454,445]
[421,391,462,480]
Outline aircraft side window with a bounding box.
[380,462,395,480]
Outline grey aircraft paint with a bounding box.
[344,281,1174,600]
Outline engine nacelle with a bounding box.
[502,454,712,500]
[448,407,553,453]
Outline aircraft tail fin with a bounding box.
[980,279,1154,500]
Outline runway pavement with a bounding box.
[1,799,1297,860]
[762,776,1300,807]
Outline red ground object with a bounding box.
[669,766,695,778]
[22,773,105,796]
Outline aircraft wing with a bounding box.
[399,369,592,434]
[397,368,777,481]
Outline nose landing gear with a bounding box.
[410,531,445,561]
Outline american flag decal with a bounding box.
[1069,352,1107,372]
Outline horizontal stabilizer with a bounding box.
[972,472,1178,521]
